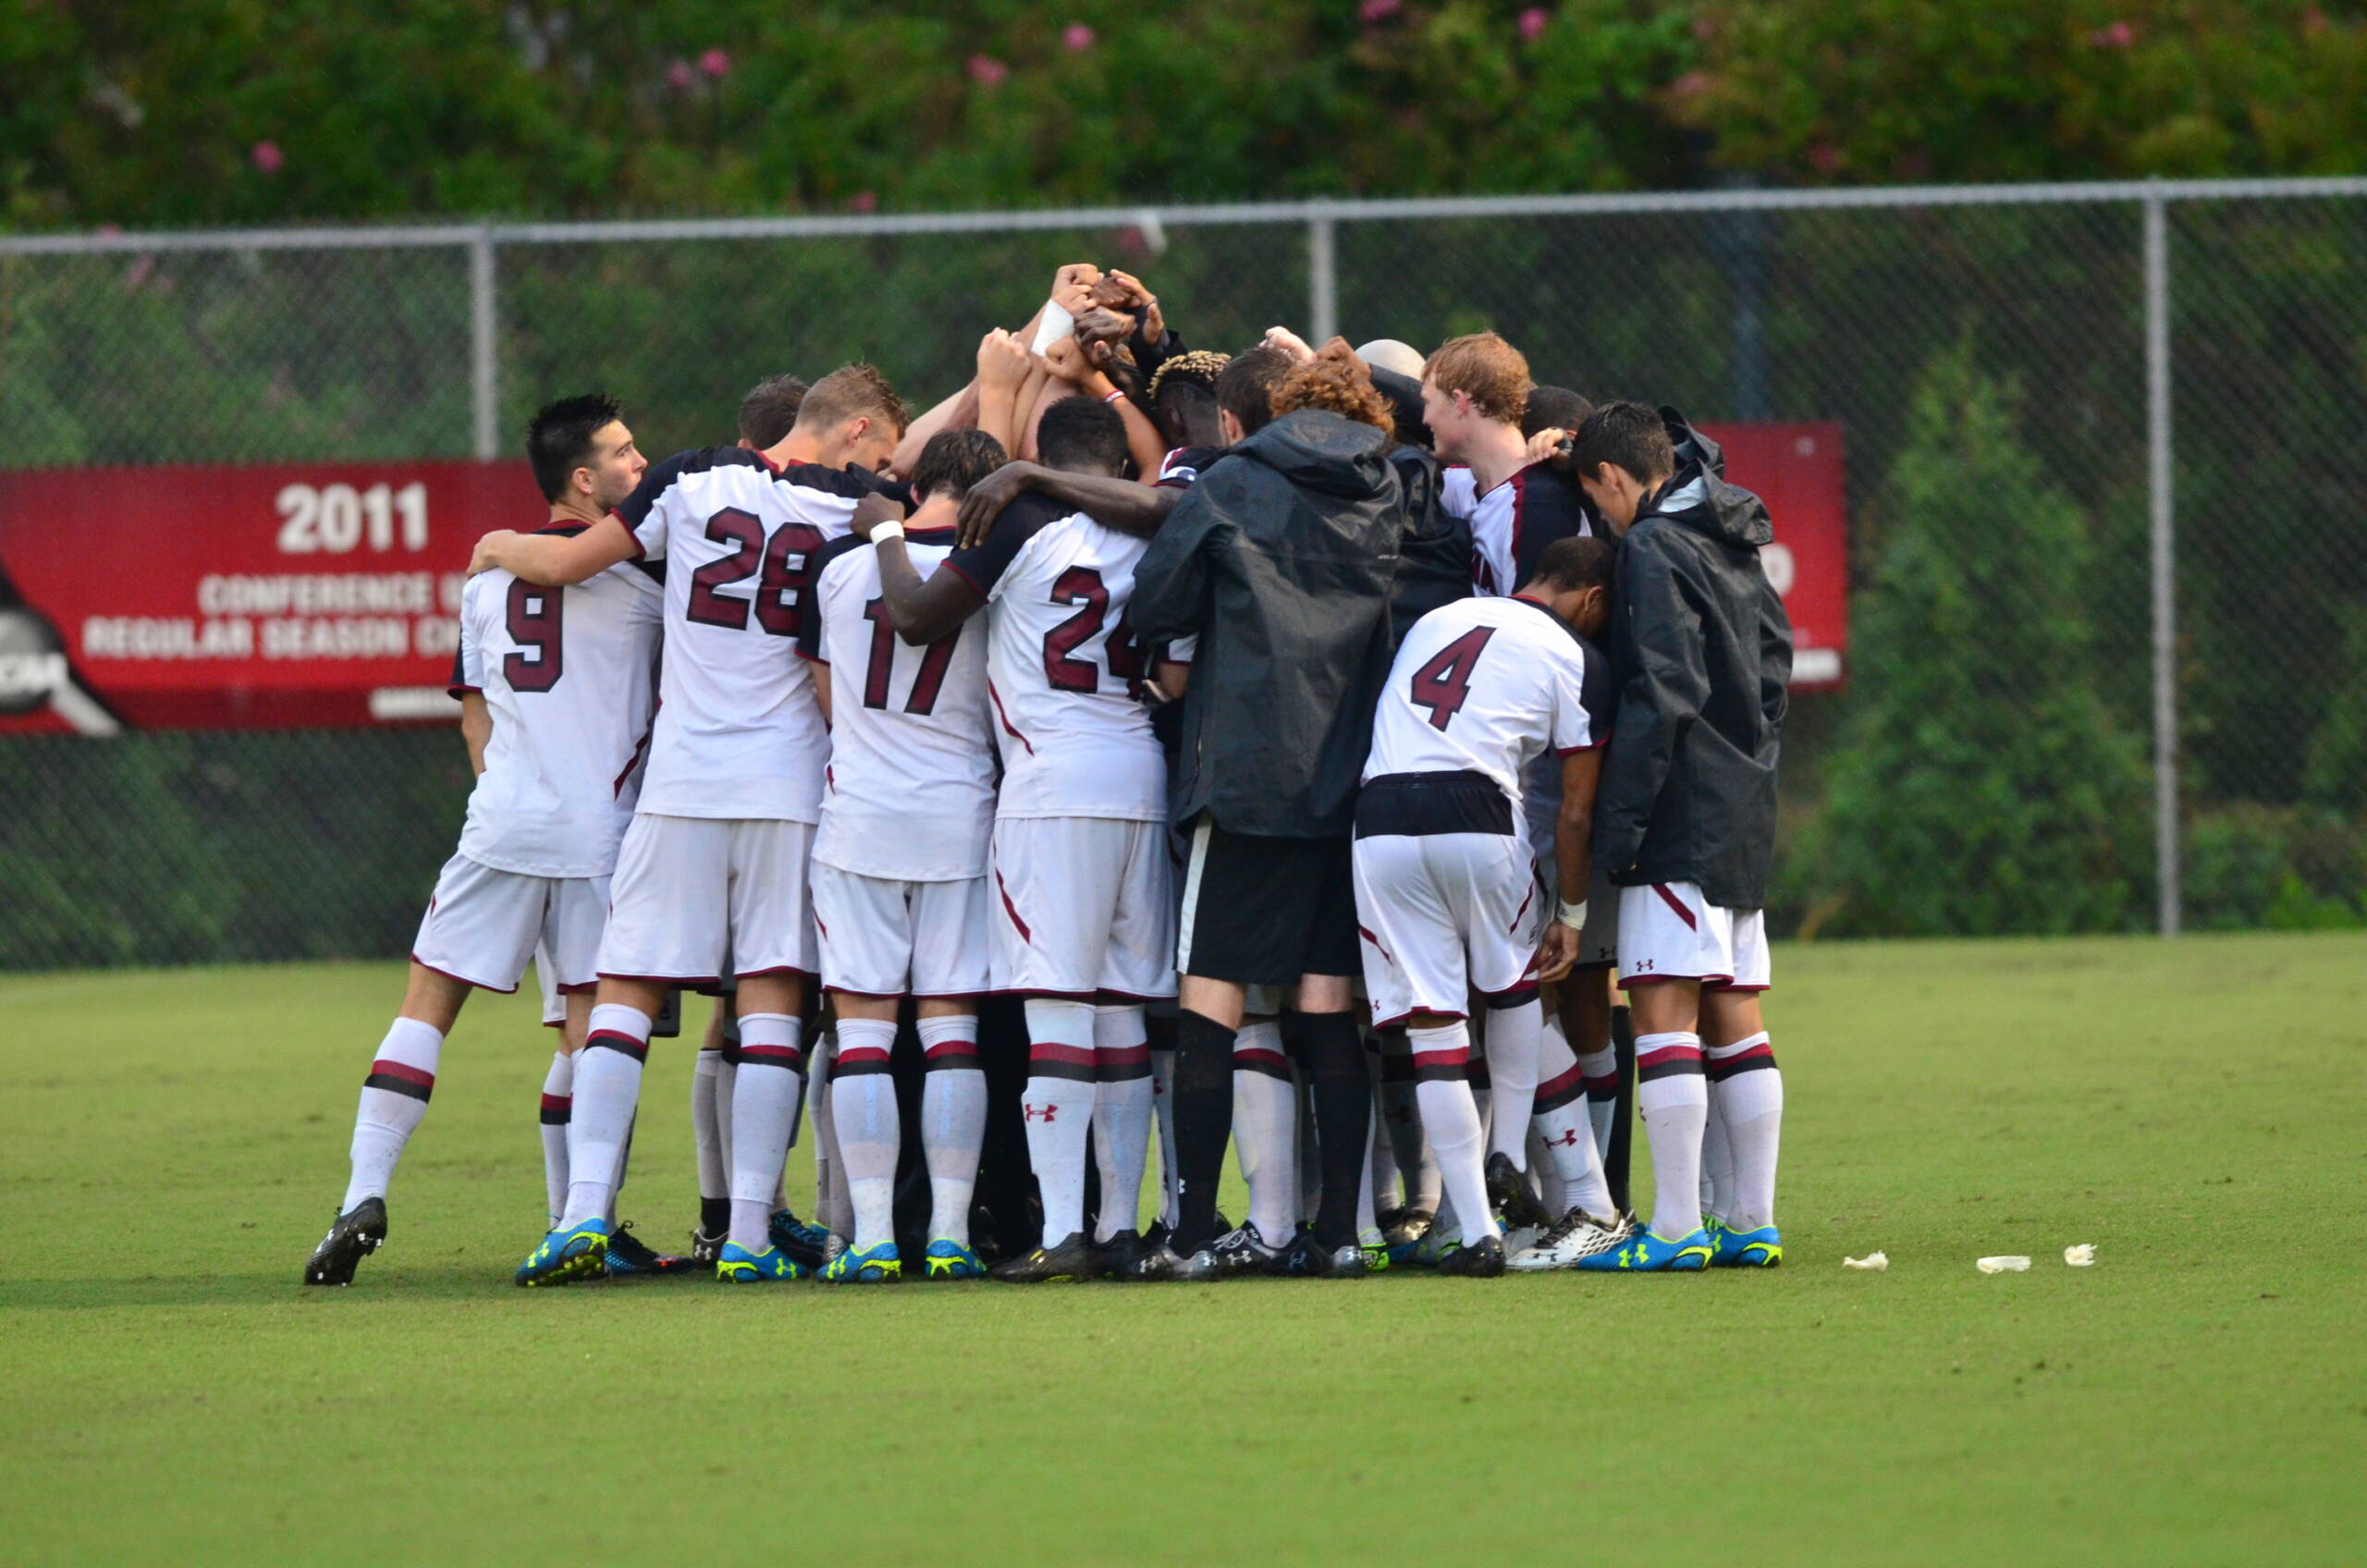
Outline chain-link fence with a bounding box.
[4,180,2364,971]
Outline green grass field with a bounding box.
[5,933,2365,1566]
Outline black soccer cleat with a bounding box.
[687,1226,727,1268]
[604,1223,697,1277]
[1276,1232,1370,1279]
[302,1196,387,1287]
[1436,1233,1507,1278]
[1486,1152,1553,1232]
[1090,1229,1150,1280]
[767,1207,831,1272]
[989,1231,1097,1283]
[1208,1222,1286,1279]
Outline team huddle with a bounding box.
[303,260,1793,1289]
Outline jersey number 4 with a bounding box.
[862,598,961,715]
[504,579,564,692]
[1408,626,1495,730]
[685,507,821,636]
[1042,567,1147,695]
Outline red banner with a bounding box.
[0,434,1846,733]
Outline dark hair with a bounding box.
[1214,345,1294,437]
[793,362,909,438]
[1037,395,1130,475]
[1527,534,1615,594]
[911,428,1009,503]
[736,374,807,448]
[1571,400,1674,485]
[1522,385,1595,441]
[527,393,624,503]
[1147,349,1229,449]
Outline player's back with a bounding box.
[1442,460,1590,598]
[453,537,663,878]
[618,446,877,822]
[948,496,1163,823]
[804,523,994,880]
[1366,594,1596,815]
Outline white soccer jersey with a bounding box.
[617,447,882,821]
[1441,461,1591,598]
[1364,594,1602,815]
[448,531,662,878]
[943,496,1164,822]
[801,524,995,881]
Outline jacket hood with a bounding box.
[1234,409,1399,501]
[1643,405,1772,550]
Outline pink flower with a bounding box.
[1671,69,1711,98]
[1063,23,1096,52]
[2089,19,2135,46]
[2303,6,2328,35]
[1518,7,1549,42]
[667,58,695,90]
[1357,0,1402,22]
[967,54,1009,85]
[1807,143,1843,175]
[250,140,283,173]
[850,190,877,213]
[699,48,730,78]
[1692,14,1716,39]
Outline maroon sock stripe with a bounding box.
[1706,1044,1778,1082]
[1233,1047,1293,1081]
[922,1040,980,1068]
[1581,1073,1620,1099]
[1097,1044,1152,1083]
[831,1053,892,1078]
[1028,1042,1096,1069]
[1637,1041,1705,1084]
[538,1093,571,1125]
[364,1060,434,1101]
[1026,1060,1098,1084]
[586,1029,648,1063]
[737,1044,803,1070]
[1535,1062,1586,1112]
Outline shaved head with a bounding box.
[1355,338,1427,379]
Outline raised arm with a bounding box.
[953,460,1180,548]
[470,515,638,585]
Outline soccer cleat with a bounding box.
[605,1223,696,1277]
[989,1231,1096,1283]
[1120,1242,1183,1282]
[1486,1151,1553,1231]
[1710,1219,1783,1268]
[1382,1207,1434,1264]
[768,1207,831,1271]
[302,1196,387,1286]
[514,1219,611,1287]
[717,1243,808,1282]
[820,1242,901,1283]
[1278,1233,1372,1278]
[1576,1226,1713,1272]
[1404,1224,1466,1268]
[688,1227,727,1268]
[922,1240,987,1280]
[1207,1223,1286,1279]
[1508,1208,1633,1272]
[1358,1226,1392,1274]
[1090,1229,1150,1280]
[1435,1233,1507,1278]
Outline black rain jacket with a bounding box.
[1133,410,1404,839]
[1595,409,1793,910]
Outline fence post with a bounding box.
[469,226,498,460]
[1306,204,1337,344]
[2144,189,2180,937]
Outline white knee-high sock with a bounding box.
[831,1016,900,1252]
[561,1005,648,1228]
[1091,1006,1154,1243]
[1408,1023,1496,1246]
[1150,1045,1180,1230]
[1022,998,1098,1245]
[1480,997,1543,1167]
[1706,1032,1783,1231]
[729,1012,804,1252]
[1231,1019,1297,1247]
[539,1049,574,1228]
[691,1044,728,1208]
[917,1015,984,1246]
[1636,1031,1708,1240]
[1532,1017,1613,1219]
[1576,1042,1620,1158]
[342,1017,444,1211]
[1699,1084,1734,1219]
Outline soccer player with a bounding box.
[869,398,1175,1283]
[471,364,908,1286]
[1569,400,1792,1272]
[1352,535,1620,1276]
[796,429,1011,1282]
[303,395,664,1287]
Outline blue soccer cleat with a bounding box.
[514,1219,611,1287]
[820,1242,901,1283]
[1575,1225,1713,1272]
[1710,1219,1783,1268]
[717,1242,808,1282]
[922,1240,987,1280]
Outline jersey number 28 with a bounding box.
[685,507,822,636]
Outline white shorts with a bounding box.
[813,864,991,999]
[989,816,1177,999]
[1352,831,1540,1028]
[597,814,817,984]
[535,942,565,1028]
[411,851,607,995]
[1616,881,1771,992]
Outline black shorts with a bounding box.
[1176,815,1359,986]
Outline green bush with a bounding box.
[2185,804,2367,931]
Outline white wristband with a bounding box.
[868,516,905,543]
[1556,900,1588,931]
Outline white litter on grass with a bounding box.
[1976,1255,2032,1274]
[1842,1252,1889,1271]
[2064,1243,2096,1268]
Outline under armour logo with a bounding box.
[1023,1103,1057,1123]
[1545,1128,1579,1146]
